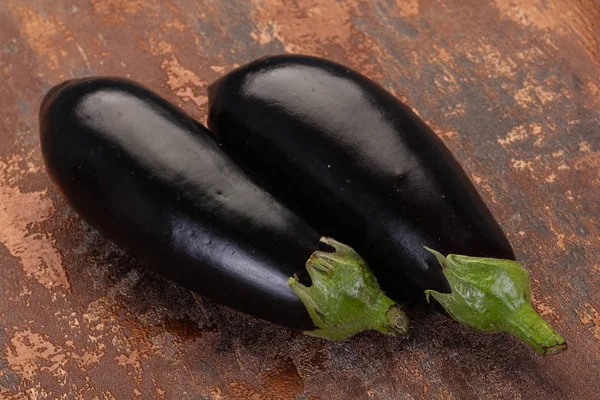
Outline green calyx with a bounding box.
[289,237,409,340]
[424,247,567,356]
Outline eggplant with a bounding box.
[207,55,566,354]
[39,77,408,340]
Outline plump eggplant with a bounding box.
[207,55,566,354]
[39,77,408,340]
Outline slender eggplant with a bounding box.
[39,77,409,340]
[207,55,566,354]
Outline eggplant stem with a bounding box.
[289,237,409,340]
[424,247,566,356]
[506,305,567,355]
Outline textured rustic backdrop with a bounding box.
[0,0,599,399]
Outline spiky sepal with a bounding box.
[424,247,566,355]
[289,237,409,340]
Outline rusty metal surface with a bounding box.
[0,0,599,398]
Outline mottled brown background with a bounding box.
[0,0,599,399]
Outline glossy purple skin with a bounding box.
[208,55,516,299]
[40,77,320,330]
